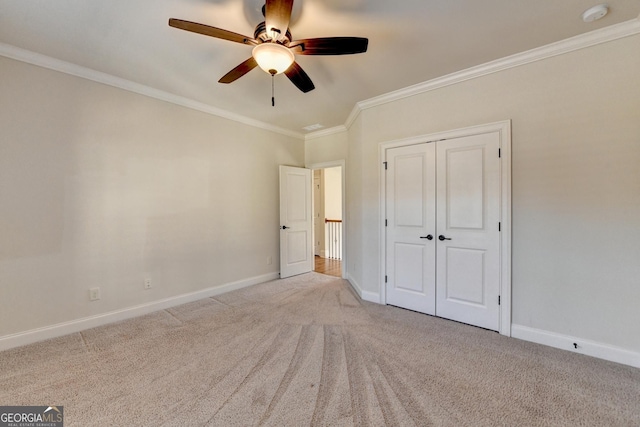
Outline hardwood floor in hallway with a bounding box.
[314,256,342,277]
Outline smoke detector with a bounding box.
[582,4,609,22]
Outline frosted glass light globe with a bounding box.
[252,43,295,75]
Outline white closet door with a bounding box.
[435,132,501,331]
[385,143,436,315]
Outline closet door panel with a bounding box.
[385,143,436,315]
[435,132,501,331]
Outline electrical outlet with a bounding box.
[267,256,272,265]
[144,278,152,290]
[89,287,101,301]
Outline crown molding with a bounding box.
[304,104,360,142]
[354,18,640,117]
[304,125,348,141]
[344,103,362,131]
[3,18,638,142]
[0,43,305,140]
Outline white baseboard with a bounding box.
[361,290,381,304]
[346,274,380,303]
[0,272,279,352]
[10,276,637,369]
[346,273,363,298]
[511,324,640,369]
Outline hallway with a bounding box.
[314,256,342,277]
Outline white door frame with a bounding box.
[378,121,512,336]
[306,160,347,279]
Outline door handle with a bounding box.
[438,235,452,241]
[281,225,290,230]
[420,235,434,240]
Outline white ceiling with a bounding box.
[1,0,639,134]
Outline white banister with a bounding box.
[324,219,342,260]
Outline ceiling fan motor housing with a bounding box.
[254,21,292,44]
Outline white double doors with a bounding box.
[385,132,501,331]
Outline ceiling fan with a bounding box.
[168,0,368,94]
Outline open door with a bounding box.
[279,165,313,278]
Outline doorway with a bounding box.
[279,162,345,279]
[310,162,345,278]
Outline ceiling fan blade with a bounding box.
[218,57,258,84]
[289,37,368,55]
[169,18,257,45]
[265,0,294,40]
[284,62,315,93]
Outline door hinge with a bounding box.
[499,222,501,232]
[498,148,501,158]
[385,275,388,283]
[385,219,388,227]
[383,161,388,170]
[498,296,501,305]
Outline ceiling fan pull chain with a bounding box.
[272,73,275,107]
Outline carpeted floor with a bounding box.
[1,272,638,426]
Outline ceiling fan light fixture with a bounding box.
[252,43,295,75]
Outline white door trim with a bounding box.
[378,121,512,336]
[306,160,347,279]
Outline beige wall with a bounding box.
[305,132,348,167]
[0,56,304,337]
[323,167,342,221]
[2,31,639,358]
[349,33,640,352]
